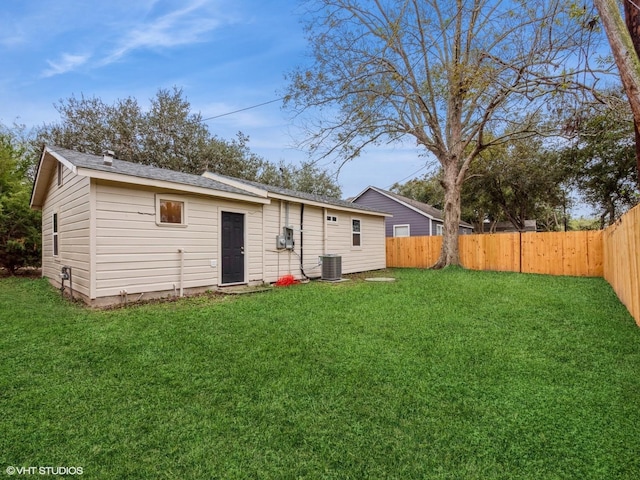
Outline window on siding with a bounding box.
[352,218,361,247]
[156,195,187,226]
[393,224,410,237]
[57,162,63,187]
[435,224,443,236]
[53,213,59,256]
[160,200,183,224]
[326,214,338,224]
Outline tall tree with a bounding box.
[0,128,41,274]
[258,160,342,198]
[557,91,639,227]
[35,88,341,196]
[35,87,258,176]
[392,137,570,233]
[594,0,640,182]
[391,170,496,232]
[285,0,604,267]
[464,138,570,232]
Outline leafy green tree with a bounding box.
[0,130,41,274]
[465,138,570,232]
[558,92,639,227]
[258,160,342,198]
[568,217,601,231]
[391,175,444,210]
[35,88,341,196]
[285,0,605,267]
[392,136,570,232]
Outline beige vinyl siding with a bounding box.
[263,200,301,282]
[262,200,327,282]
[325,212,386,274]
[300,205,325,278]
[94,181,263,297]
[262,202,385,282]
[41,162,91,297]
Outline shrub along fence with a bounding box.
[386,203,640,325]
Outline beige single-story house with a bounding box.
[30,146,391,306]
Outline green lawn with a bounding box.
[1,268,639,479]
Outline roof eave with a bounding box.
[30,147,79,209]
[202,171,268,197]
[77,167,271,204]
[267,191,392,216]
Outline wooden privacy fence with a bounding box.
[603,204,640,326]
[386,231,604,276]
[386,208,640,326]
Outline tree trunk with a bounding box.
[433,162,462,268]
[595,0,640,183]
[625,0,640,182]
[625,0,640,57]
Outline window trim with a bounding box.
[435,223,443,236]
[393,224,410,237]
[326,214,338,225]
[155,194,188,227]
[52,212,59,257]
[351,217,362,248]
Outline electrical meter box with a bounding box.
[276,226,295,250]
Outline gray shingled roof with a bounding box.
[379,187,446,219]
[208,172,389,215]
[48,146,261,198]
[48,146,387,215]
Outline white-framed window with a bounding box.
[326,214,338,224]
[435,223,443,236]
[52,212,59,256]
[352,218,361,247]
[393,224,410,237]
[156,195,187,226]
[57,162,63,187]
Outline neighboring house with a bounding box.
[350,186,473,237]
[30,146,391,306]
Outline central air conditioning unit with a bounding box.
[320,254,342,281]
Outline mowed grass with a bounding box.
[1,268,639,479]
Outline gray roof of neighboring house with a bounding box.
[47,146,262,198]
[381,188,446,220]
[355,186,474,228]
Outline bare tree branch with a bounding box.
[285,0,610,266]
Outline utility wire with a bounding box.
[201,97,284,121]
[386,164,428,189]
[200,95,429,190]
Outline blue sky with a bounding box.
[1,0,428,198]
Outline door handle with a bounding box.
[240,247,245,255]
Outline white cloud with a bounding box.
[0,32,26,48]
[42,53,91,78]
[101,0,226,65]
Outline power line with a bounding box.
[201,96,429,191]
[386,164,428,189]
[201,97,284,121]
